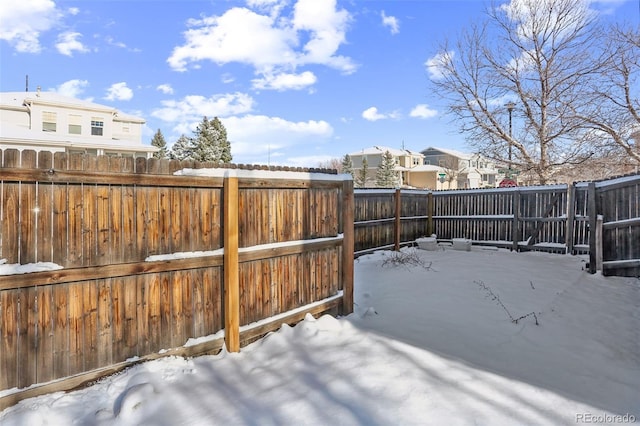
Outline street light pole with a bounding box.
[505,101,515,176]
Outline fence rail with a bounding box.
[0,149,354,406]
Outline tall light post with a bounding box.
[505,101,515,175]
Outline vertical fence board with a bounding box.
[68,184,83,267]
[96,185,110,265]
[170,271,185,348]
[192,269,205,339]
[159,272,172,351]
[68,283,84,376]
[147,273,161,353]
[83,280,98,372]
[2,182,19,263]
[169,188,182,253]
[36,285,54,383]
[123,276,138,359]
[111,277,126,363]
[19,153,37,264]
[0,290,17,390]
[53,284,69,379]
[97,278,112,367]
[182,270,194,340]
[25,287,38,388]
[51,184,68,266]
[37,181,54,263]
[136,188,148,260]
[137,274,150,356]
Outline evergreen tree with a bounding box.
[170,134,195,160]
[376,150,398,187]
[150,129,168,159]
[192,116,232,163]
[341,154,355,179]
[356,158,369,188]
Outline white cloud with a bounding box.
[151,91,333,165]
[381,11,399,35]
[151,93,256,123]
[167,0,356,87]
[252,71,317,91]
[55,31,90,56]
[104,36,138,51]
[54,79,89,98]
[221,73,235,84]
[362,107,385,121]
[223,114,333,158]
[0,0,62,53]
[285,154,334,168]
[362,106,399,122]
[410,104,437,119]
[246,0,288,18]
[167,7,297,72]
[292,0,354,71]
[104,82,133,101]
[425,51,455,80]
[156,84,174,95]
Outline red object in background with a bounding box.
[499,178,518,187]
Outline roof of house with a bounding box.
[349,145,424,157]
[421,146,472,160]
[0,91,144,123]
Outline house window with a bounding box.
[42,111,57,132]
[91,118,104,136]
[68,114,82,135]
[121,125,130,133]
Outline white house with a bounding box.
[421,147,500,188]
[348,146,452,189]
[0,89,157,158]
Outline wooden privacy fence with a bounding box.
[354,186,585,254]
[585,176,640,277]
[0,149,354,407]
[354,175,640,277]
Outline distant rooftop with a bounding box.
[349,145,424,157]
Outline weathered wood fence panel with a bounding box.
[355,176,638,271]
[591,175,640,276]
[0,149,353,402]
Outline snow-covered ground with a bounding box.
[1,246,638,425]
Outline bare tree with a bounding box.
[429,0,607,184]
[317,157,343,172]
[575,24,640,164]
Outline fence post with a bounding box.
[342,179,354,315]
[427,192,434,236]
[512,189,520,252]
[587,182,598,274]
[595,214,603,272]
[223,175,240,352]
[394,189,401,251]
[565,184,576,254]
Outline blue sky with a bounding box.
[1,0,637,166]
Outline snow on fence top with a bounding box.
[174,167,351,181]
